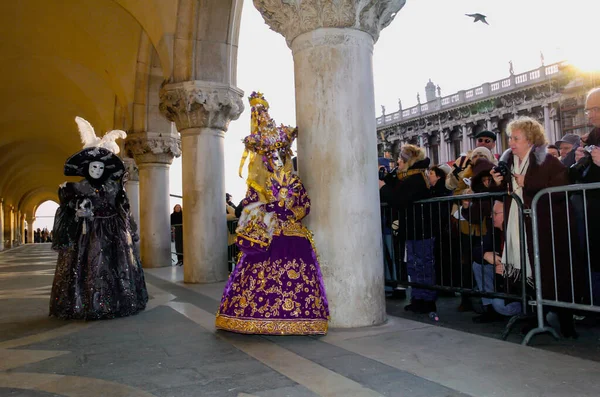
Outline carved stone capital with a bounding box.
[462,124,475,138]
[159,81,244,132]
[124,131,182,165]
[122,157,140,182]
[253,0,406,46]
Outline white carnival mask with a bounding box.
[272,150,284,170]
[89,161,105,179]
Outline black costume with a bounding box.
[50,146,148,320]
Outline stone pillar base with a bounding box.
[138,163,172,268]
[181,128,228,283]
[292,28,386,328]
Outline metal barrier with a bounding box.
[169,221,239,268]
[168,193,240,270]
[524,182,600,345]
[227,219,239,271]
[381,191,532,340]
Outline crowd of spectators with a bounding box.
[378,87,600,338]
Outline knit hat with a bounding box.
[437,163,452,176]
[470,146,497,165]
[555,133,580,147]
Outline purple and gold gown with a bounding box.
[215,171,329,335]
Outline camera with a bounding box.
[378,166,387,181]
[493,148,513,178]
[452,156,471,178]
[570,145,597,175]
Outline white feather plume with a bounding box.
[74,117,127,154]
[75,116,101,148]
[99,130,127,154]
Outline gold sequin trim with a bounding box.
[215,314,328,335]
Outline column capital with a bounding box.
[253,0,406,46]
[122,157,140,182]
[159,81,244,132]
[124,131,181,165]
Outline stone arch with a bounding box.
[171,0,244,84]
[112,0,177,79]
[19,188,58,215]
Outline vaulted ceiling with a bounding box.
[0,0,178,211]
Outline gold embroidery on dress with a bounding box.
[215,314,328,335]
[219,257,328,327]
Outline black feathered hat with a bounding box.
[64,147,125,179]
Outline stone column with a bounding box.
[125,131,181,268]
[462,124,470,154]
[254,0,405,327]
[123,158,141,227]
[543,104,553,143]
[19,213,25,245]
[554,118,562,143]
[26,212,35,244]
[160,81,244,283]
[4,205,13,249]
[424,141,431,159]
[0,199,4,250]
[438,132,446,163]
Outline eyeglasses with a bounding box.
[584,107,600,116]
[478,138,492,143]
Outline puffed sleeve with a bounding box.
[290,177,311,221]
[266,176,310,221]
[115,185,139,242]
[235,186,261,218]
[51,182,78,250]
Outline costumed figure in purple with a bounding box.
[215,92,329,335]
[49,117,148,320]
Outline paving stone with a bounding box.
[0,388,62,397]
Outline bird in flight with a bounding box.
[466,13,489,25]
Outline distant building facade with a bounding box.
[376,60,596,164]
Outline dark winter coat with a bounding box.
[493,145,587,302]
[170,211,183,227]
[461,158,497,225]
[569,127,600,274]
[379,158,433,240]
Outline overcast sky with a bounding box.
[35,0,596,229]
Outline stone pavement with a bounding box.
[2,245,600,397]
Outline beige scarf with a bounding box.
[502,148,533,282]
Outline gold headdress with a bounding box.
[239,92,297,201]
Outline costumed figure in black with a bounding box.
[50,117,148,320]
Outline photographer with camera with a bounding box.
[572,87,600,304]
[489,116,583,337]
[573,88,600,182]
[379,144,436,314]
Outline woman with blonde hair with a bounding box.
[490,116,582,337]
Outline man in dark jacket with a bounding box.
[379,144,436,313]
[556,133,580,168]
[468,200,522,322]
[573,87,600,305]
